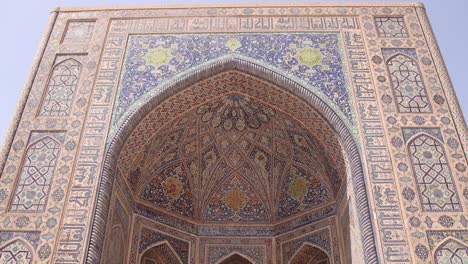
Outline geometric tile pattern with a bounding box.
[115,32,351,129]
[405,131,461,212]
[62,21,95,43]
[383,49,431,113]
[0,239,34,263]
[118,71,346,200]
[135,94,333,222]
[434,239,468,264]
[374,17,409,38]
[9,132,65,212]
[426,230,468,250]
[39,56,82,116]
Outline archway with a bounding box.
[218,253,253,264]
[140,242,182,264]
[290,244,330,264]
[87,57,378,263]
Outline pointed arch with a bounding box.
[9,136,61,212]
[289,243,331,264]
[385,52,431,113]
[39,57,82,116]
[407,132,461,212]
[139,241,183,264]
[216,252,255,264]
[0,238,34,263]
[434,238,468,264]
[86,56,378,263]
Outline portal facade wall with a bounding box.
[0,3,467,264]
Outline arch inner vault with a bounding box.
[95,63,376,264]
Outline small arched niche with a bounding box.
[139,242,182,264]
[218,253,254,264]
[290,244,330,264]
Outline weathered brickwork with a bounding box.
[0,3,466,263]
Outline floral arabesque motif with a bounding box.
[140,163,194,218]
[136,94,334,223]
[115,33,350,129]
[197,94,275,131]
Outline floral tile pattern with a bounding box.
[114,33,351,129]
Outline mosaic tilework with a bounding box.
[281,228,332,264]
[134,94,334,223]
[0,231,41,263]
[374,17,409,38]
[0,239,34,263]
[118,71,346,201]
[426,230,468,250]
[62,20,95,43]
[139,227,190,264]
[207,245,264,264]
[198,236,272,264]
[289,244,330,264]
[0,231,41,249]
[0,231,40,263]
[434,239,468,264]
[99,14,373,264]
[366,6,468,262]
[403,128,461,212]
[9,132,65,212]
[383,48,431,113]
[345,24,412,262]
[115,33,352,129]
[141,242,182,264]
[129,217,197,264]
[39,55,83,116]
[135,202,335,237]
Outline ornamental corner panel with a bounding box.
[0,3,467,264]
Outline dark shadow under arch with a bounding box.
[85,56,379,263]
[290,243,330,264]
[217,252,254,264]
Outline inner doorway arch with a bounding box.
[217,253,254,264]
[88,57,378,263]
[290,244,330,264]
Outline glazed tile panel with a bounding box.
[114,33,352,131]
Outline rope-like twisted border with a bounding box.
[85,57,379,263]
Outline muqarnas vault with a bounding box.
[0,2,467,264]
